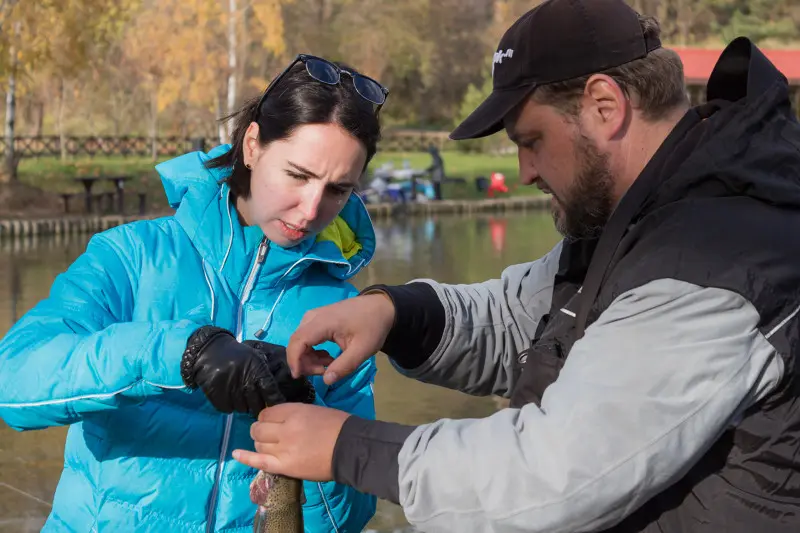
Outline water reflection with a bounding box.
[0,211,560,532]
[8,261,19,324]
[489,218,507,255]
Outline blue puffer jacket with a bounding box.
[0,145,378,532]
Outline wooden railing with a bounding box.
[0,129,457,159]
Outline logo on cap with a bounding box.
[492,48,514,77]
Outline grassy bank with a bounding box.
[9,150,532,215]
[370,151,532,200]
[16,157,174,213]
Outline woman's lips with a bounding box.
[279,220,309,241]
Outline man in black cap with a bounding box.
[234,1,800,532]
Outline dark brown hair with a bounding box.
[206,61,382,199]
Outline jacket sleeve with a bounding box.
[392,279,785,533]
[0,231,200,431]
[387,240,562,397]
[332,279,787,531]
[304,338,378,531]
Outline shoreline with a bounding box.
[0,196,549,239]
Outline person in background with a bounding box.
[426,144,445,200]
[0,53,388,532]
[234,1,800,532]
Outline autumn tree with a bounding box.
[1,0,798,160]
[0,0,135,180]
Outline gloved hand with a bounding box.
[241,340,317,406]
[181,326,316,417]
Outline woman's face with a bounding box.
[240,122,367,248]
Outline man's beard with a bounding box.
[552,132,615,241]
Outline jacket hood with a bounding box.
[641,37,800,217]
[155,144,376,284]
[569,37,800,339]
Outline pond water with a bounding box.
[0,210,560,532]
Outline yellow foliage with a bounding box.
[251,0,294,58]
[7,0,795,138]
[125,0,227,114]
[0,0,138,77]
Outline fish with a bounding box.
[247,367,317,533]
[250,470,305,533]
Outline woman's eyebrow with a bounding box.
[286,161,320,179]
[288,161,358,187]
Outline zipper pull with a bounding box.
[256,239,268,264]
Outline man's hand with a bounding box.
[232,403,351,481]
[287,292,395,385]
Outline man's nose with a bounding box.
[518,151,540,185]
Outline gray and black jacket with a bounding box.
[333,38,800,533]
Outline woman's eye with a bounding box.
[288,171,309,182]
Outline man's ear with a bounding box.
[581,74,629,143]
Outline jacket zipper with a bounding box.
[206,237,269,533]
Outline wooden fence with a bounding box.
[0,129,455,159]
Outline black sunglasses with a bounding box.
[254,53,389,118]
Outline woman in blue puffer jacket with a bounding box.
[0,54,389,532]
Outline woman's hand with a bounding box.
[181,326,315,417]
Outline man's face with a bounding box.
[505,97,615,241]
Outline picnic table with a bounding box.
[71,175,133,214]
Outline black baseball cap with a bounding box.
[450,0,662,140]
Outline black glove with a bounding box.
[242,339,317,406]
[181,326,316,417]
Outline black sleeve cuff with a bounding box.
[332,415,417,504]
[361,282,445,370]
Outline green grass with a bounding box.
[369,150,534,200]
[18,157,164,193]
[14,150,534,209]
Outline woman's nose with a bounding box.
[299,186,324,222]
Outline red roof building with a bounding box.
[673,47,800,85]
[671,47,800,111]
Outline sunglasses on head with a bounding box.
[253,53,389,118]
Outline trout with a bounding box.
[248,372,316,532]
[250,470,305,533]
